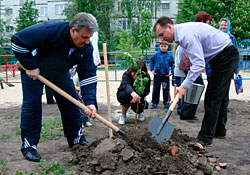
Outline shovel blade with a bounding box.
[148,115,175,143]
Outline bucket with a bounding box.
[184,83,205,104]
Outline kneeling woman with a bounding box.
[117,60,151,125]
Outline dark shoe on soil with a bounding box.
[214,135,226,139]
[144,101,149,109]
[79,136,90,146]
[164,104,170,109]
[188,138,212,147]
[151,103,157,109]
[177,110,181,115]
[23,149,41,162]
[180,116,198,121]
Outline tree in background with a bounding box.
[64,0,116,51]
[176,0,250,42]
[0,20,10,46]
[65,0,160,51]
[120,0,161,46]
[15,0,40,31]
[138,9,153,56]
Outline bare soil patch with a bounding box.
[0,99,250,174]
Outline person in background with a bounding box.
[150,41,175,109]
[219,18,239,73]
[194,11,211,24]
[153,16,239,146]
[90,31,101,66]
[11,12,98,162]
[117,60,151,125]
[173,43,185,115]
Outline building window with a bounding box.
[118,20,130,30]
[55,4,66,15]
[40,7,48,16]
[162,3,170,9]
[5,8,13,15]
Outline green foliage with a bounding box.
[0,20,11,46]
[0,159,7,175]
[176,0,250,42]
[64,0,117,51]
[121,0,161,45]
[16,159,74,175]
[0,116,62,141]
[133,69,149,95]
[117,30,139,67]
[40,117,63,142]
[1,114,20,120]
[65,0,160,51]
[15,0,41,31]
[138,9,153,53]
[1,127,20,140]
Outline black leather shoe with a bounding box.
[24,149,41,162]
[79,136,90,146]
[214,135,226,139]
[188,138,212,146]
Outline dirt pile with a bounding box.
[72,128,214,175]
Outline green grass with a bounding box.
[1,114,20,120]
[1,116,63,142]
[40,117,63,142]
[0,159,7,175]
[16,159,74,175]
[1,127,20,140]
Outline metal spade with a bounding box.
[148,93,179,143]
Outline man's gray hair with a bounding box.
[69,12,98,33]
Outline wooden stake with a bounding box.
[103,43,113,138]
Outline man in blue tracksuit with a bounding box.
[150,41,174,109]
[11,12,98,162]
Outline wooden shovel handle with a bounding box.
[169,93,179,111]
[17,62,120,133]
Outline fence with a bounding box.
[0,55,20,88]
[0,49,250,85]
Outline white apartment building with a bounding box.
[116,0,178,31]
[0,0,178,32]
[0,0,178,48]
[0,0,68,34]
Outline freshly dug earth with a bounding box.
[1,100,250,174]
[73,128,213,175]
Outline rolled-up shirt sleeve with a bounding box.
[180,35,205,88]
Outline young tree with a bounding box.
[120,0,161,45]
[176,0,250,42]
[15,0,40,31]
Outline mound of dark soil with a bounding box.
[72,127,213,175]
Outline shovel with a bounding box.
[148,93,179,143]
[17,62,126,136]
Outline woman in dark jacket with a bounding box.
[117,61,151,125]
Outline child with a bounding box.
[150,41,174,109]
[117,60,151,125]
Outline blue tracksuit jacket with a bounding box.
[150,50,175,76]
[11,20,97,105]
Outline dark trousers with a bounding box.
[180,75,204,119]
[117,91,145,114]
[152,74,170,105]
[175,76,185,113]
[20,71,82,153]
[198,45,239,143]
[45,85,55,104]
